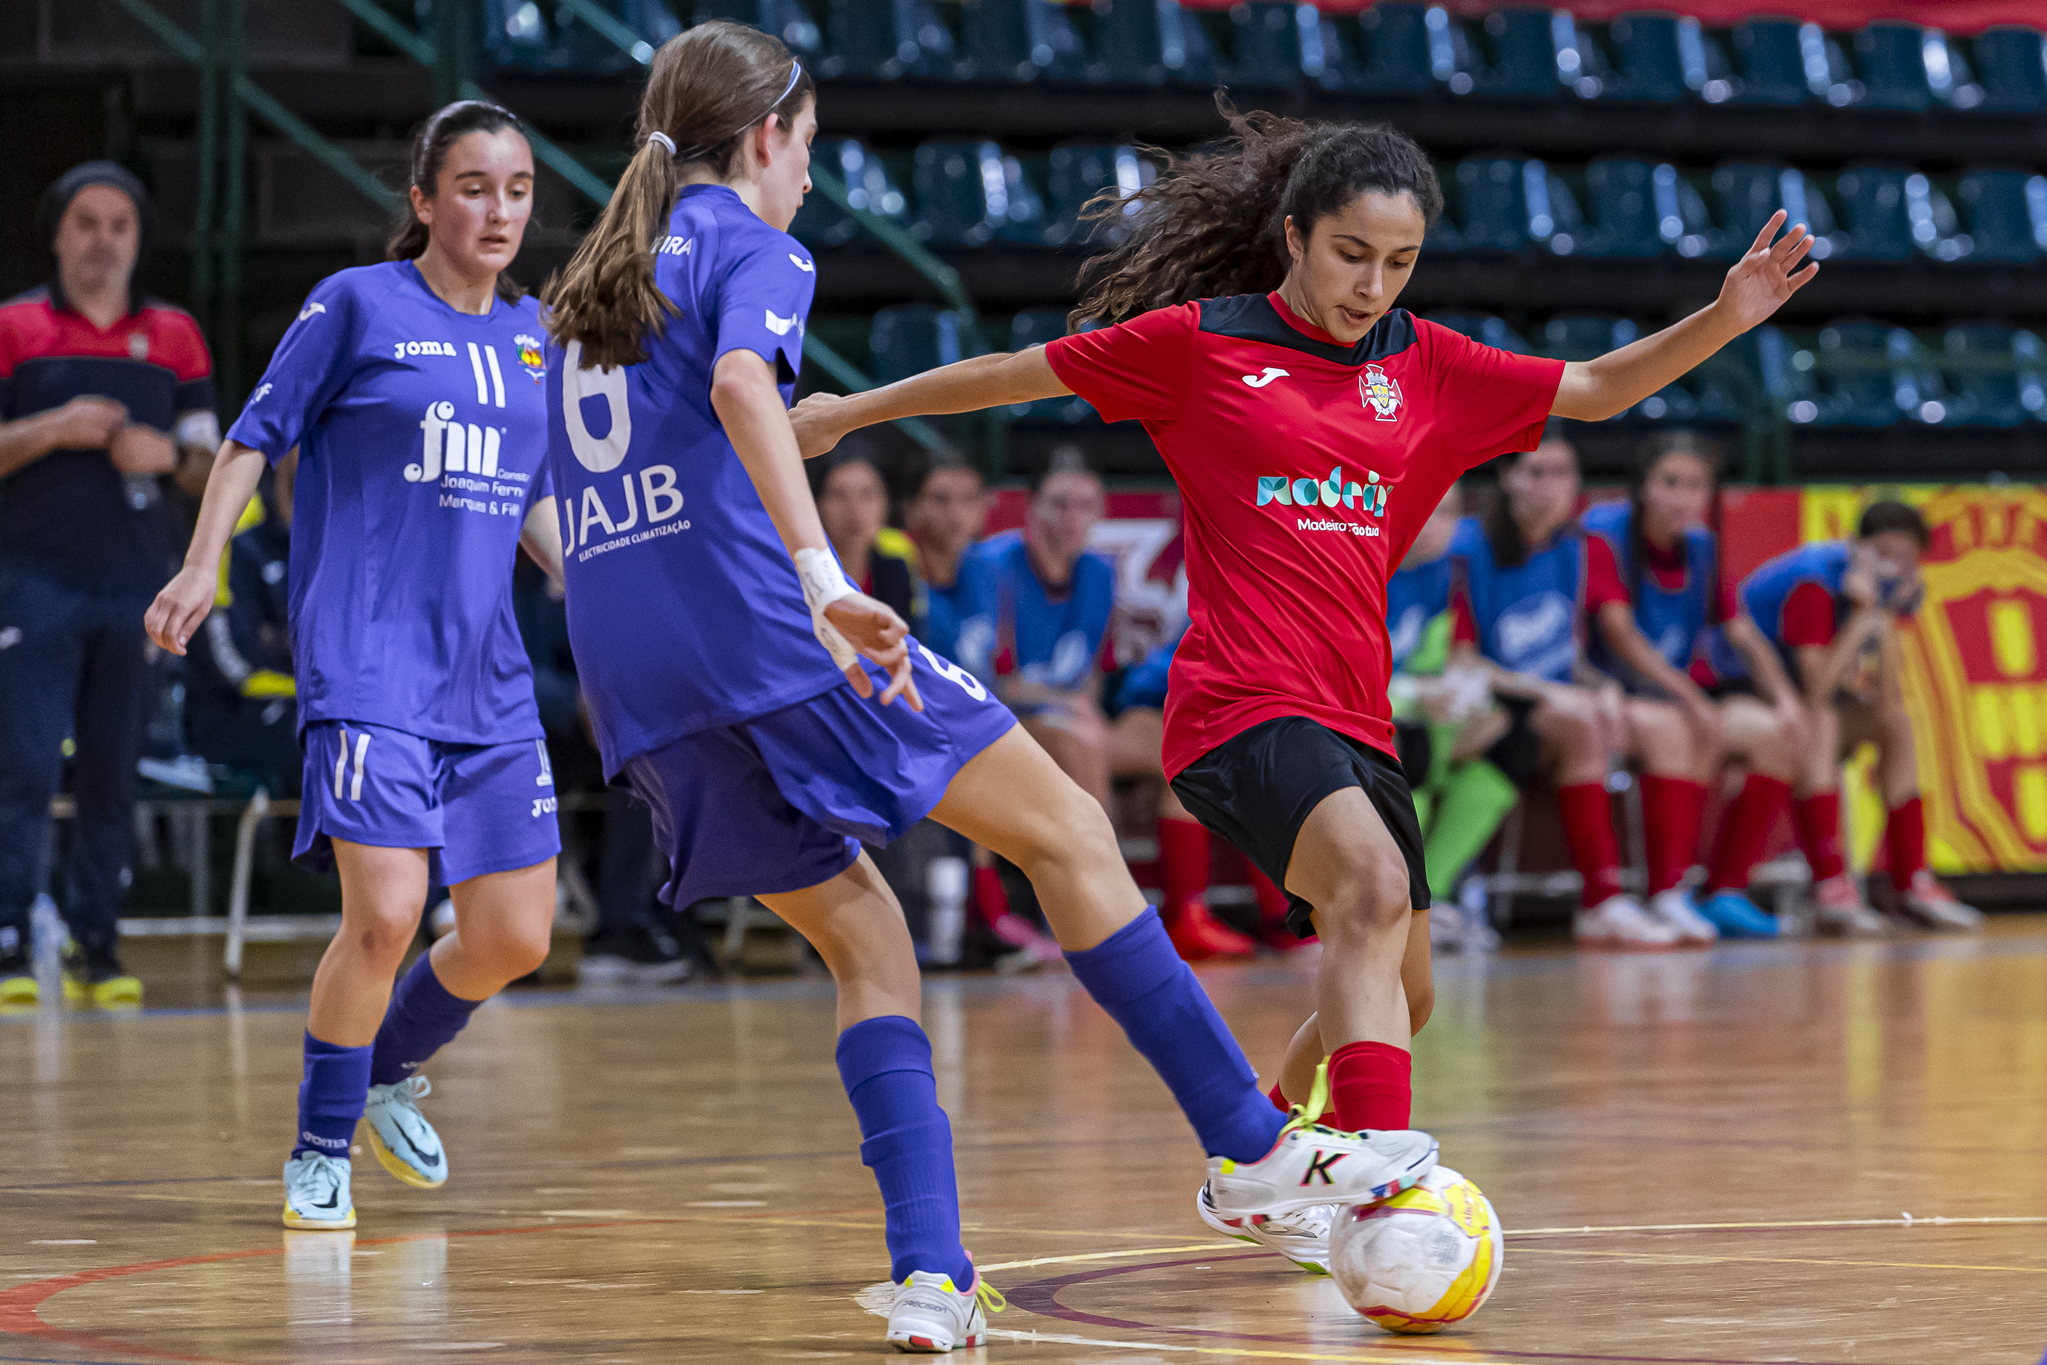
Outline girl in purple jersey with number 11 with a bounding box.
[540,22,1439,1353]
[148,101,564,1232]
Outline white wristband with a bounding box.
[794,547,860,670]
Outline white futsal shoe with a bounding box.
[1198,1180,1335,1274]
[1647,889,1720,946]
[282,1153,356,1230]
[364,1075,448,1189]
[1203,1064,1437,1223]
[1575,894,1683,950]
[886,1267,1005,1353]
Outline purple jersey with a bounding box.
[544,184,833,776]
[226,260,549,745]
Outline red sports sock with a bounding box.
[1796,792,1846,882]
[1556,782,1626,906]
[1267,1080,1291,1114]
[1157,817,1211,920]
[1328,1041,1412,1132]
[971,863,1010,928]
[1885,796,1926,889]
[1705,774,1793,893]
[1248,864,1291,925]
[1641,775,1707,895]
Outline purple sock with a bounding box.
[1063,908,1286,1164]
[368,952,484,1088]
[836,1016,973,1287]
[296,1032,372,1159]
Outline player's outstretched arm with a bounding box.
[711,348,922,710]
[790,346,1071,459]
[1552,209,1818,422]
[145,437,269,655]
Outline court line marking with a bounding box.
[1515,1245,2047,1274]
[984,1326,1522,1364]
[1507,1215,2047,1237]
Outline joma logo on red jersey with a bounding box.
[1254,465,1389,516]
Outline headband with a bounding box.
[657,61,804,162]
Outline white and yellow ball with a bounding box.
[1327,1165,1502,1334]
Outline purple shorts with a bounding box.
[296,720,562,885]
[622,642,1017,908]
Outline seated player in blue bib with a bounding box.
[1450,432,1696,950]
[538,23,1438,1352]
[1581,433,1804,940]
[1736,501,1981,935]
[148,101,564,1232]
[903,458,994,669]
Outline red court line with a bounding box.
[0,1218,685,1365]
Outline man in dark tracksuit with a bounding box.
[185,468,298,796]
[0,163,219,1007]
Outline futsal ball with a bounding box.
[1327,1164,1502,1334]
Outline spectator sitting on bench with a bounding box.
[818,449,924,636]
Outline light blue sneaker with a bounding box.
[1697,890,1779,939]
[282,1153,356,1230]
[363,1075,448,1189]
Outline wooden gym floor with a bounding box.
[4,917,2046,1365]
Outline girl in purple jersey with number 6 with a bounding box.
[147,101,565,1233]
[540,22,1440,1353]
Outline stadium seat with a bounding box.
[1832,166,1917,262]
[1542,315,1696,421]
[1853,22,1933,111]
[1969,27,2047,113]
[1451,156,1531,253]
[1006,310,1096,422]
[1941,325,2036,428]
[1422,312,1534,354]
[1311,4,1434,95]
[1527,164,1589,256]
[1160,0,1224,86]
[913,141,1005,248]
[1461,8,1561,100]
[1654,163,1724,259]
[1709,164,1843,261]
[1577,158,1667,259]
[1725,19,1809,105]
[960,0,1091,83]
[1044,143,1156,248]
[1956,170,2047,264]
[696,0,823,59]
[789,140,910,250]
[871,306,966,386]
[1809,320,1909,427]
[483,0,679,73]
[1087,0,1169,85]
[819,0,962,80]
[1592,13,1690,102]
[1222,1,1307,90]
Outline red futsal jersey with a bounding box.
[1046,293,1564,777]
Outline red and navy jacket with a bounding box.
[0,284,214,592]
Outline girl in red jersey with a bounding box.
[793,104,1814,1265]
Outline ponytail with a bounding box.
[545,22,813,370]
[1071,97,1441,329]
[388,99,529,304]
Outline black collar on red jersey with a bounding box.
[1198,294,1417,366]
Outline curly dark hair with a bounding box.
[1069,98,1442,330]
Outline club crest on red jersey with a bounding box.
[1359,363,1402,422]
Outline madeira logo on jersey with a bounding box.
[1360,363,1403,422]
[1255,466,1390,515]
[514,333,547,383]
[1242,367,1289,388]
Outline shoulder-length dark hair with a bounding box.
[544,21,814,370]
[1628,430,1723,617]
[1485,428,1582,569]
[387,99,531,304]
[1069,97,1441,329]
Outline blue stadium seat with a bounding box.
[1893,331,1953,426]
[1587,13,1690,102]
[820,0,960,80]
[1853,22,1933,111]
[1832,167,1916,262]
[1044,143,1156,248]
[1160,0,1223,86]
[483,0,679,73]
[1709,164,1843,261]
[1451,156,1532,253]
[1542,315,1696,421]
[871,306,965,386]
[1653,164,1724,259]
[1726,20,1809,105]
[1809,321,1909,427]
[1223,1,1307,90]
[960,0,1090,83]
[789,140,909,250]
[1313,3,1433,95]
[696,0,823,59]
[1006,310,1096,422]
[1087,0,1168,85]
[2022,331,2047,424]
[1528,165,1590,256]
[1461,8,1561,100]
[913,141,1007,248]
[1956,170,2047,264]
[1577,158,1667,259]
[1970,27,2047,113]
[1422,312,1534,354]
[1941,325,2035,428]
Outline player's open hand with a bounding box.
[789,393,853,461]
[823,593,925,711]
[1716,210,1819,332]
[145,564,218,656]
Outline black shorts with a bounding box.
[1169,716,1430,941]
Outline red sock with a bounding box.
[1885,796,1926,889]
[1796,792,1845,882]
[1267,1080,1291,1114]
[1556,782,1626,906]
[1641,775,1707,895]
[1157,817,1211,920]
[1705,774,1793,893]
[1328,1041,1412,1131]
[1248,864,1291,926]
[971,863,1010,928]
